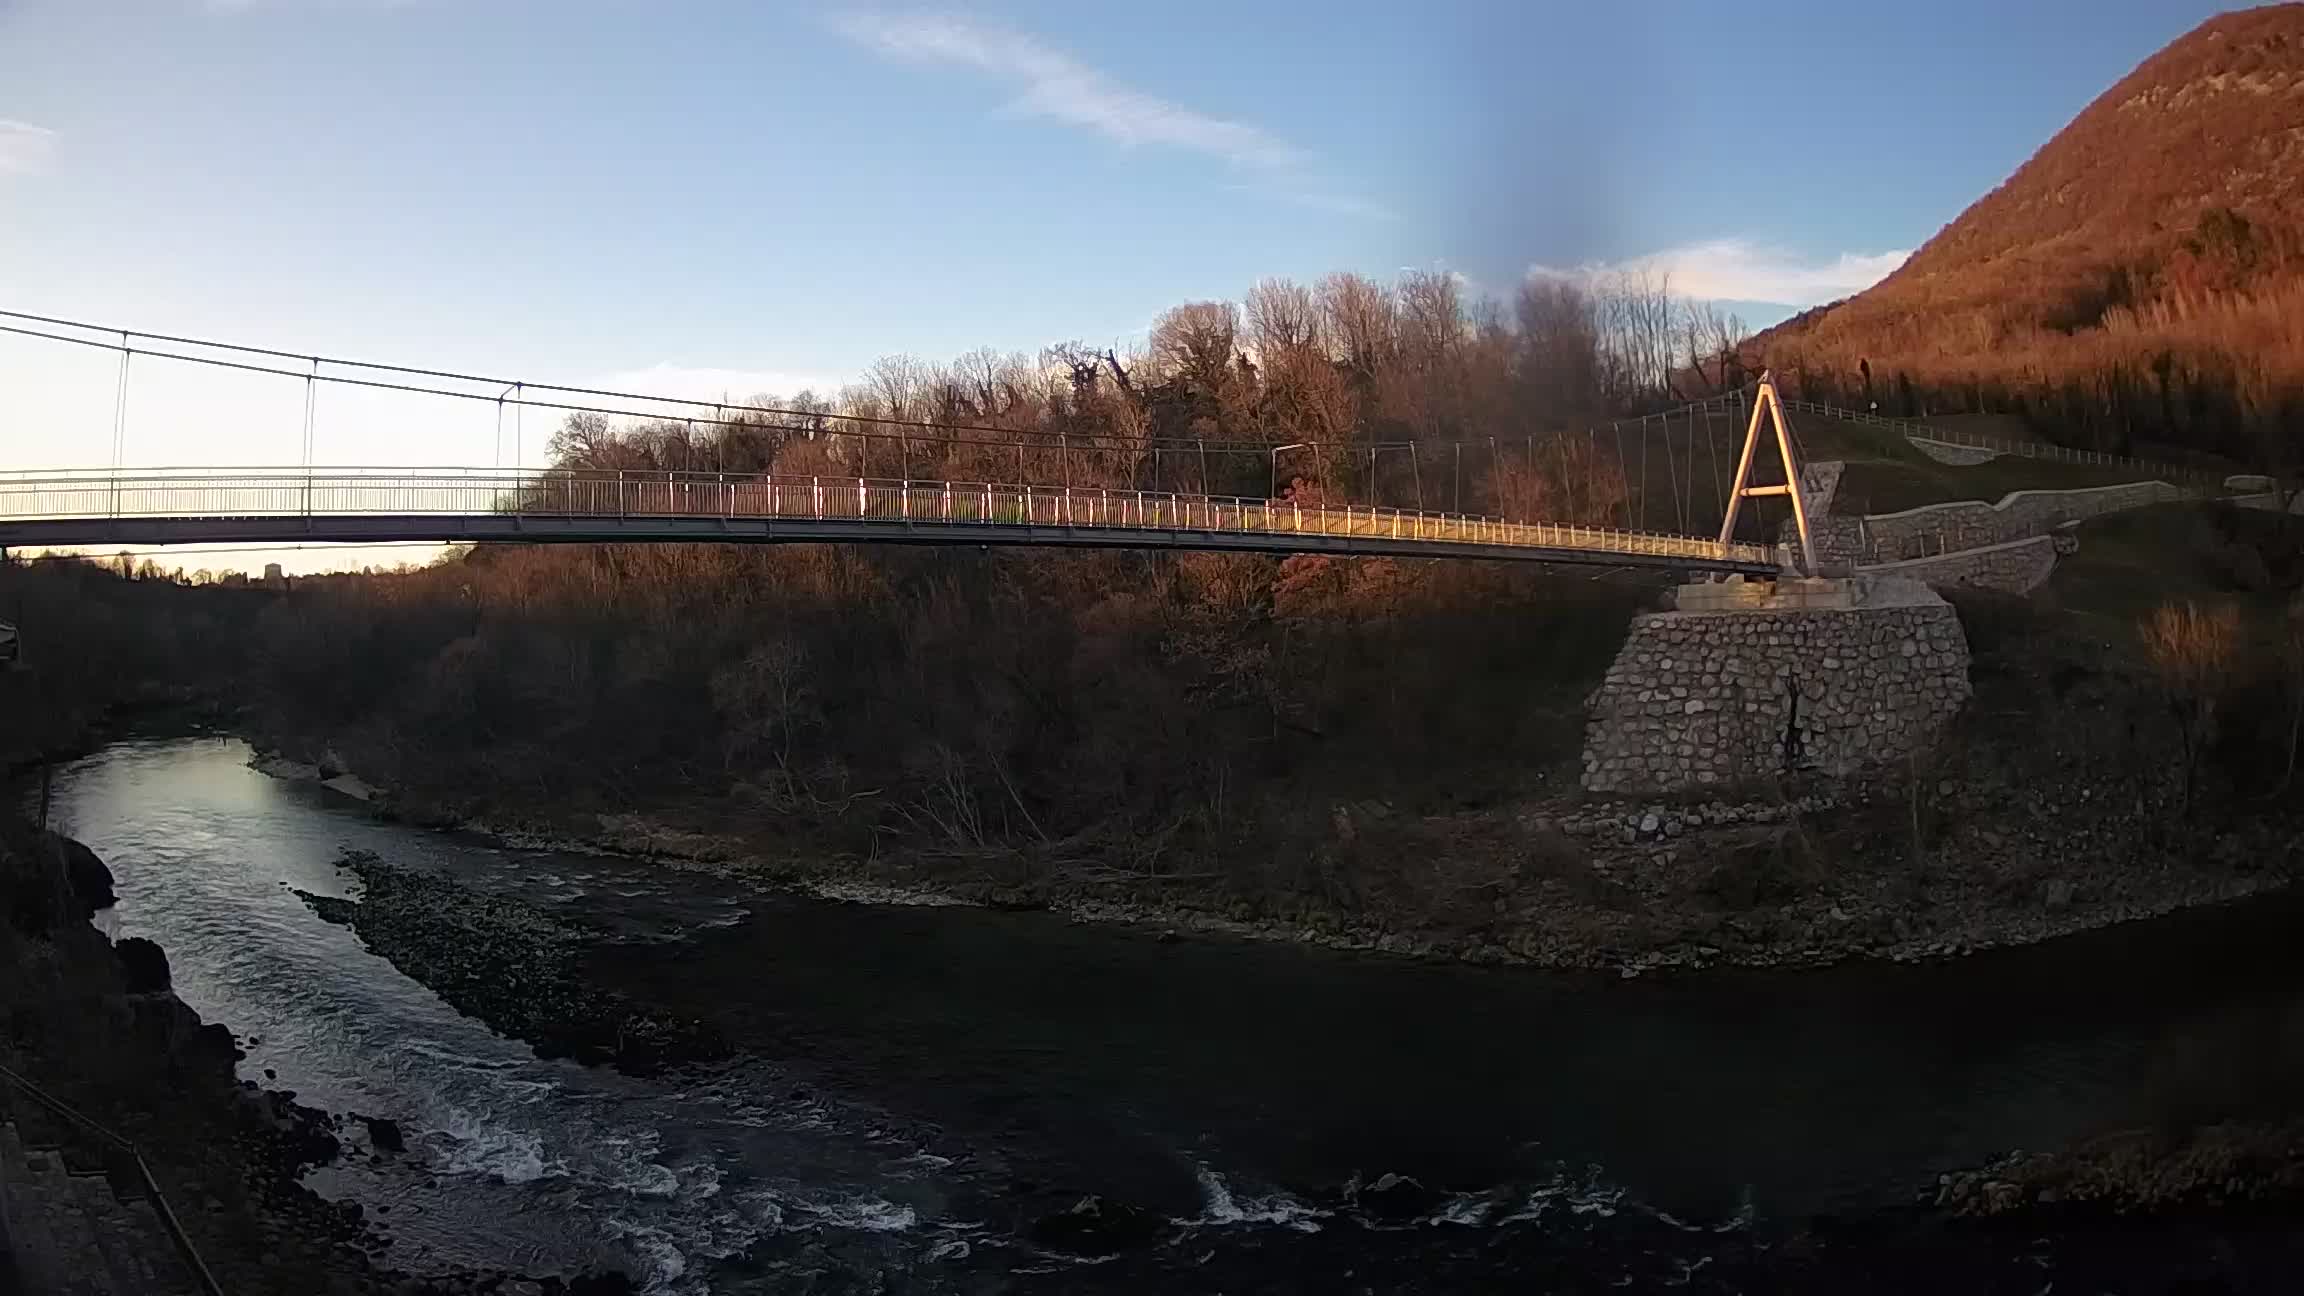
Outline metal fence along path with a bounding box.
[0,467,1784,573]
[1768,396,2215,484]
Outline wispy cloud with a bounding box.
[0,120,56,177]
[1532,239,1911,307]
[832,11,1305,170]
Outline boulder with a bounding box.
[1353,1171,1444,1223]
[116,936,172,992]
[0,826,111,934]
[358,1114,406,1154]
[56,834,117,912]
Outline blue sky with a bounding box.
[0,0,2255,565]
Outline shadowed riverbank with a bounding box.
[37,736,2304,1291]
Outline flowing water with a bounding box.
[40,736,2304,1291]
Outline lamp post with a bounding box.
[1269,442,1308,499]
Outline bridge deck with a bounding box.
[0,470,1781,573]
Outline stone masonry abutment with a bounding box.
[1580,577,1971,795]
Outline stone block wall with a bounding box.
[1852,481,2190,560]
[1581,592,1971,795]
[1786,479,2196,565]
[1765,462,1854,571]
[1859,535,2058,595]
[1792,516,1866,569]
[1800,461,1845,514]
[2224,486,2302,514]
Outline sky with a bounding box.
[0,0,2257,571]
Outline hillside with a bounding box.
[1756,4,2304,472]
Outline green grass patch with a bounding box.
[2047,502,2304,637]
[1797,413,2159,515]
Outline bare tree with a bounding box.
[2139,599,2242,815]
[1245,277,1357,453]
[1317,272,1397,383]
[1396,270,1465,368]
[1389,270,1469,440]
[1515,276,1605,414]
[1246,278,1323,357]
[1680,299,1752,395]
[1149,302,1241,390]
[549,412,621,469]
[1593,269,1679,408]
[710,638,819,788]
[950,347,1021,419]
[864,354,934,423]
[1148,302,1256,452]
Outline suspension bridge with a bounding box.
[0,311,1797,575]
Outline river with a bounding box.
[39,735,2304,1291]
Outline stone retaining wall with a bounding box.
[1859,535,2058,595]
[1860,480,2191,557]
[1793,516,1867,569]
[1581,583,1971,795]
[1908,439,2003,466]
[1788,479,2192,564]
[2225,490,2304,514]
[1800,461,1845,514]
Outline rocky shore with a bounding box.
[262,740,2299,981]
[0,817,638,1295]
[1934,1121,2304,1217]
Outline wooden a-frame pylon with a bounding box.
[1715,371,1814,576]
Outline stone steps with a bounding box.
[0,1113,203,1295]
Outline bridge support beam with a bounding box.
[1718,373,1818,577]
[1579,576,1971,796]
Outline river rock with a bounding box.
[1,828,112,933]
[358,1115,407,1154]
[1028,1194,1167,1255]
[116,935,172,992]
[57,833,117,911]
[1352,1171,1444,1223]
[294,889,360,927]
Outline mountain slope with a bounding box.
[1757,4,2304,468]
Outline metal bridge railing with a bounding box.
[0,1059,224,1296]
[0,468,1780,567]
